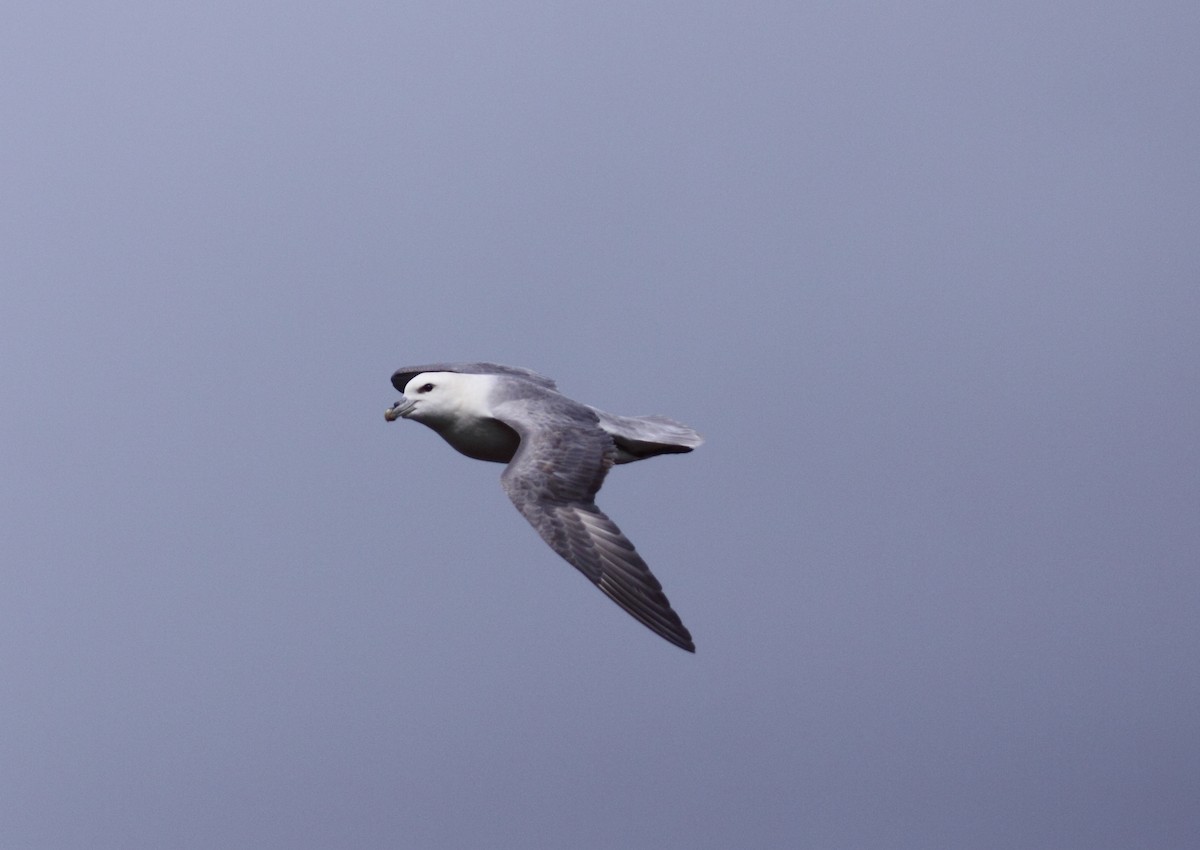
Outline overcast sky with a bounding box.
[3,2,1199,848]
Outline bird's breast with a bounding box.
[435,416,520,463]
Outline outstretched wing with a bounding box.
[495,400,695,652]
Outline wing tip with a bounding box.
[661,619,696,653]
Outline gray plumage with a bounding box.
[385,362,700,652]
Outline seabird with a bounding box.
[385,362,700,652]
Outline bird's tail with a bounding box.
[590,408,703,464]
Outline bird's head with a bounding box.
[384,371,492,424]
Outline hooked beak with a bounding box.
[384,396,417,422]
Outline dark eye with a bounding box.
[418,383,435,393]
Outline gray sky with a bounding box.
[3,2,1199,847]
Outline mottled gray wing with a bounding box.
[494,400,695,652]
[391,363,557,393]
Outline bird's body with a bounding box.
[385,362,700,652]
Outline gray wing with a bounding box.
[494,400,695,652]
[391,362,557,393]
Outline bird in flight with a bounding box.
[385,362,700,652]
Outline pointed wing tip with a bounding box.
[661,622,696,653]
[649,612,695,652]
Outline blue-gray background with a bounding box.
[4,2,1198,847]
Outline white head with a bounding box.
[384,371,495,424]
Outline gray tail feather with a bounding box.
[590,409,703,463]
